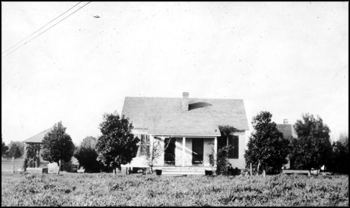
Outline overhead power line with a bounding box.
[2,2,91,59]
[2,2,82,55]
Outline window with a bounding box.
[218,135,239,159]
[139,134,150,158]
[228,135,239,159]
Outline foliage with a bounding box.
[290,114,332,170]
[215,125,243,175]
[218,126,243,136]
[245,111,290,174]
[218,125,242,158]
[149,138,162,172]
[328,136,349,174]
[2,140,9,157]
[74,136,103,173]
[338,133,348,144]
[7,141,25,159]
[95,112,139,171]
[1,173,348,206]
[215,146,232,175]
[24,143,41,168]
[41,122,75,165]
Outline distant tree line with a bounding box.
[2,140,25,159]
[33,112,138,173]
[4,109,347,175]
[245,111,349,175]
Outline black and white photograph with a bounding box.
[1,1,348,206]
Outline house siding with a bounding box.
[227,131,246,169]
[185,138,192,166]
[153,137,164,166]
[175,138,182,166]
[203,138,214,166]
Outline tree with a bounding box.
[7,141,25,159]
[95,112,139,174]
[290,113,332,170]
[41,122,75,170]
[329,139,349,174]
[24,143,41,167]
[326,133,348,174]
[244,111,290,174]
[149,138,162,173]
[2,140,9,157]
[74,136,103,172]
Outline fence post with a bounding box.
[250,163,252,176]
[12,157,15,173]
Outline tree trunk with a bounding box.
[250,163,252,176]
[58,159,61,174]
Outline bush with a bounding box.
[216,146,232,175]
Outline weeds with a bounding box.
[1,172,348,206]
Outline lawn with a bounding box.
[2,158,25,171]
[1,172,348,206]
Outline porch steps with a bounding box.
[155,167,215,175]
[162,172,204,175]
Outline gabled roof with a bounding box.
[276,124,297,139]
[121,96,249,137]
[24,128,52,143]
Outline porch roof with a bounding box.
[122,96,249,137]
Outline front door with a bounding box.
[192,139,203,165]
[164,138,176,166]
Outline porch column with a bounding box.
[37,144,41,167]
[23,143,27,171]
[23,142,27,160]
[214,137,217,167]
[150,135,154,166]
[182,137,186,167]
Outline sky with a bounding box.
[2,2,348,146]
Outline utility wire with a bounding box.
[2,2,82,55]
[331,67,347,80]
[2,2,91,59]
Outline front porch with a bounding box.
[139,135,219,168]
[123,131,245,175]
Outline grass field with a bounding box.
[1,172,348,206]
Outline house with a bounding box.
[121,92,249,173]
[276,119,297,141]
[23,128,52,168]
[23,128,79,172]
[276,119,298,169]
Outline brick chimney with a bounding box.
[283,119,288,124]
[182,92,189,111]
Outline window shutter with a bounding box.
[146,135,150,158]
[233,136,239,159]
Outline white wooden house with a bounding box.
[23,128,79,172]
[121,92,249,174]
